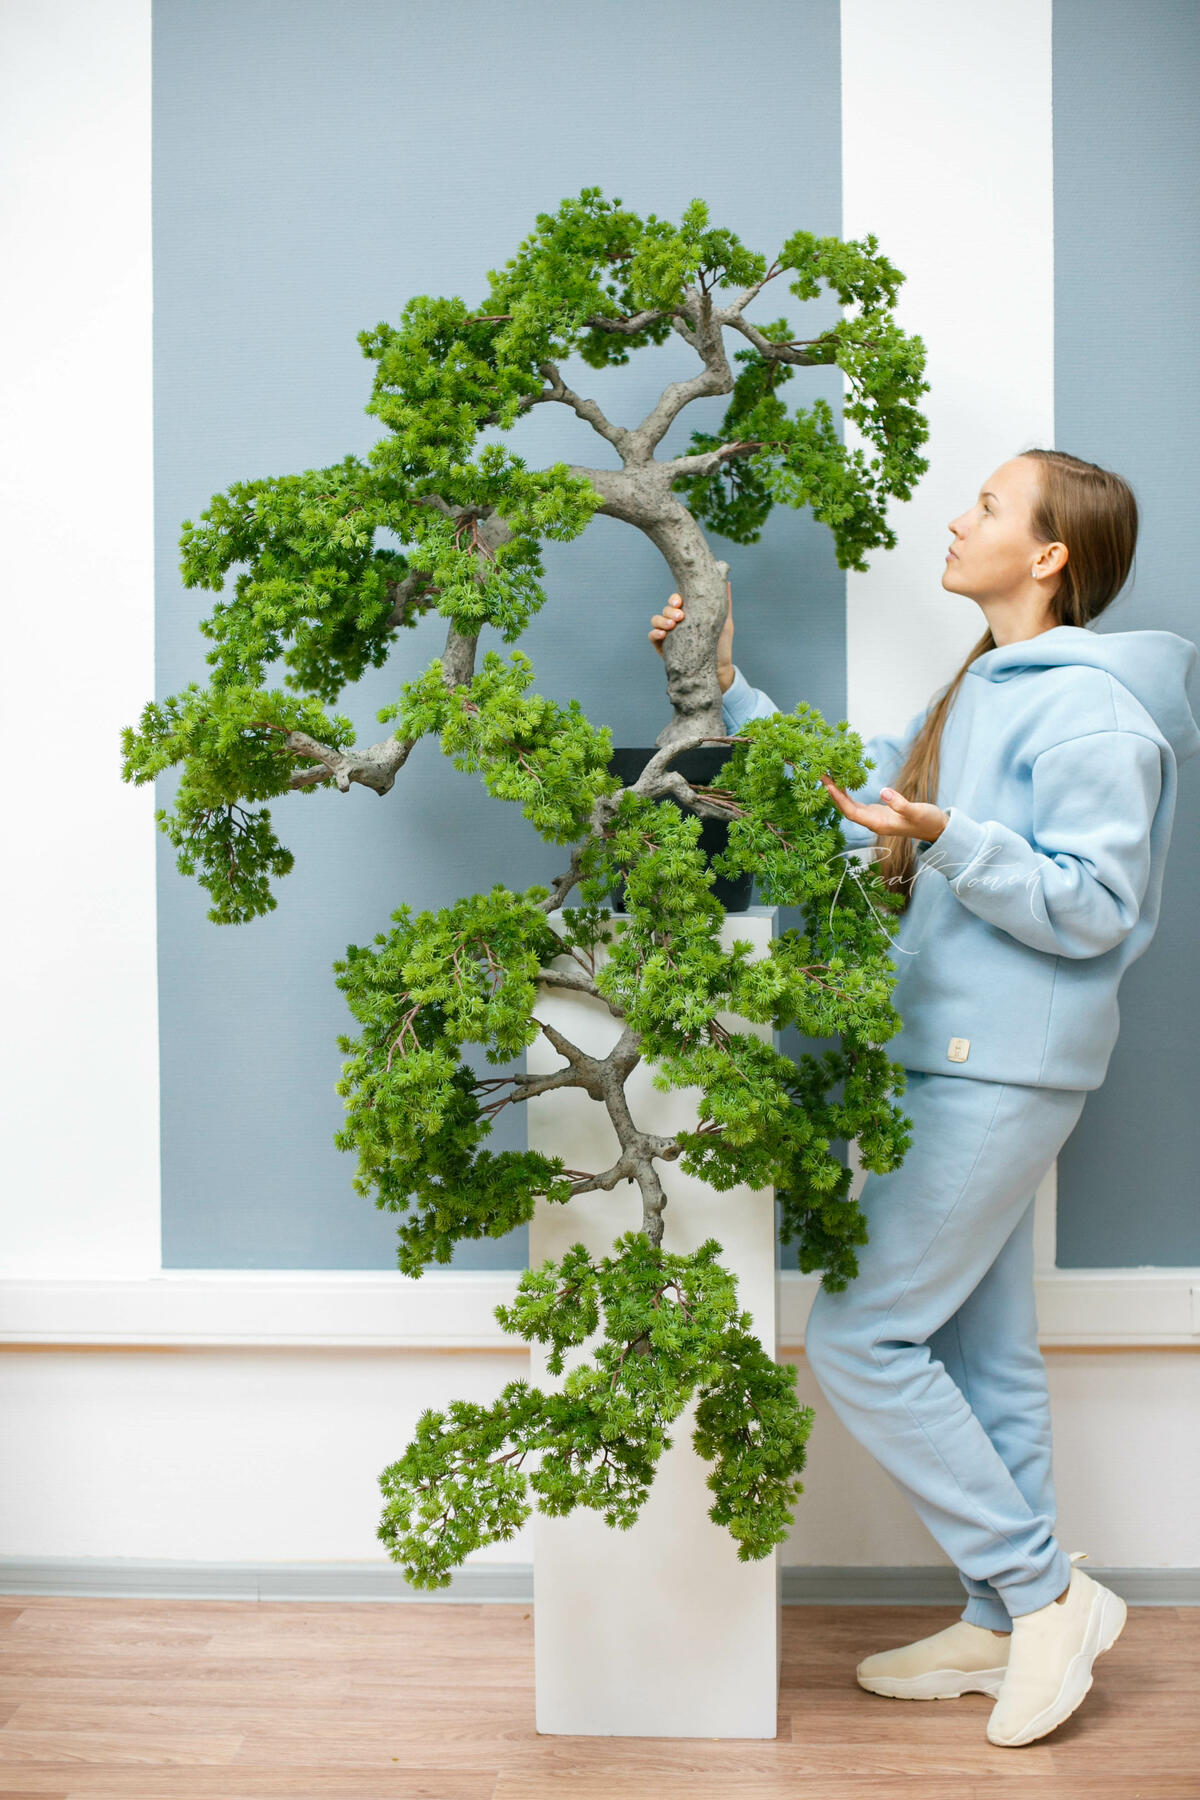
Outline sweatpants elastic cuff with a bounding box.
[996,1547,1074,1620]
[961,1596,1012,1632]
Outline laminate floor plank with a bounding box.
[0,1732,243,1767]
[0,1595,1191,1800]
[9,1776,494,1799]
[0,1657,531,1690]
[0,1680,531,1709]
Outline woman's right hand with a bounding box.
[648,580,735,676]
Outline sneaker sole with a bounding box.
[985,1582,1128,1746]
[857,1664,1008,1700]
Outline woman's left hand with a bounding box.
[819,773,949,842]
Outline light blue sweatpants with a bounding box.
[804,1069,1088,1629]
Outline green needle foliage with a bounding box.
[120,681,357,924]
[332,884,580,1273]
[121,186,929,1589]
[384,648,620,842]
[379,1233,816,1588]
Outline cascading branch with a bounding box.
[121,187,930,1587]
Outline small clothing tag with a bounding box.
[947,1037,971,1063]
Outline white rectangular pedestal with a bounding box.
[526,905,783,1739]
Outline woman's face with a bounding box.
[942,456,1066,611]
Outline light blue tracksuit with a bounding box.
[723,624,1199,1624]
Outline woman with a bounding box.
[648,448,1199,1749]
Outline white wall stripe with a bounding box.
[840,0,1056,733]
[840,0,1068,1265]
[0,0,161,1278]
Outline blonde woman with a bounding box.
[649,449,1199,1747]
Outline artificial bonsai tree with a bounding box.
[121,188,931,1589]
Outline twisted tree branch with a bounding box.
[536,360,632,456]
[721,310,824,365]
[626,285,735,460]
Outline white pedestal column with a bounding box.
[526,905,783,1739]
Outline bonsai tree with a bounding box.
[121,189,930,1589]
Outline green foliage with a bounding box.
[124,186,929,916]
[478,189,769,369]
[357,294,544,462]
[672,230,931,564]
[333,884,580,1274]
[692,1326,815,1560]
[119,185,933,1584]
[381,647,622,842]
[378,1232,815,1588]
[567,713,913,1290]
[179,457,426,705]
[178,446,603,701]
[364,443,604,643]
[120,681,355,924]
[669,322,799,542]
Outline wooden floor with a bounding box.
[0,1594,1196,1798]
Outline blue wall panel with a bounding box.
[152,0,846,1268]
[1052,0,1200,1265]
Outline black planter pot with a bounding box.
[605,744,756,915]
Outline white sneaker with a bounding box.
[857,1618,1011,1700]
[986,1551,1127,1746]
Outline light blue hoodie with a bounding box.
[722,624,1200,1089]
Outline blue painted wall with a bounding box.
[152,0,846,1268]
[154,0,1198,1275]
[1052,0,1200,1265]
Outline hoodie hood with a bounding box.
[966,624,1200,764]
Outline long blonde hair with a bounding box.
[874,449,1139,906]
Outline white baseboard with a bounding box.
[0,1265,1197,1349]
